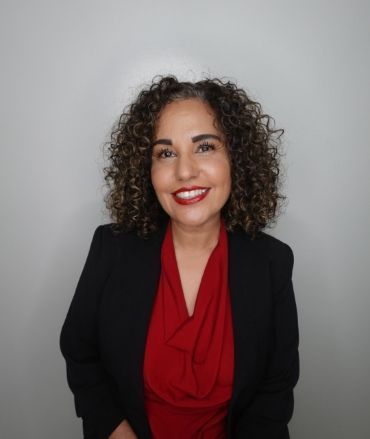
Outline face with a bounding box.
[150,98,231,230]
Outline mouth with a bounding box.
[172,187,211,205]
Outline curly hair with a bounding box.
[103,75,286,240]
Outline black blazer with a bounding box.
[60,218,299,439]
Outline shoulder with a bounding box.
[91,222,162,255]
[257,232,294,289]
[90,223,134,253]
[229,229,295,290]
[81,224,120,272]
[81,223,140,283]
[93,223,142,242]
[230,228,293,265]
[255,231,294,267]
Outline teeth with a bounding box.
[176,188,208,199]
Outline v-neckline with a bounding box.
[168,222,221,319]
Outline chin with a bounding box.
[171,211,220,227]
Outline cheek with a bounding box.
[151,166,170,194]
[207,159,231,189]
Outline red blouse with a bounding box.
[143,219,235,439]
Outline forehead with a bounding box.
[155,98,219,134]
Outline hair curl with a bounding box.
[103,75,286,240]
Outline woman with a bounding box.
[60,75,299,439]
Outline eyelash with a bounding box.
[155,142,216,159]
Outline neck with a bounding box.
[170,216,222,252]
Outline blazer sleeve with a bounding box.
[235,244,300,439]
[59,225,126,439]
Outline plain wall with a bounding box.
[1,0,369,437]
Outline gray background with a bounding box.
[1,0,369,438]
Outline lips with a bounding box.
[172,186,211,205]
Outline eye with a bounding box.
[155,147,176,159]
[197,142,216,153]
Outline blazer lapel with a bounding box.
[227,230,264,405]
[113,219,168,436]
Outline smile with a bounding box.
[172,188,210,205]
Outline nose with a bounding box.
[175,152,199,181]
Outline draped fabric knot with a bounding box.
[143,219,234,438]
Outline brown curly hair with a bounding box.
[103,75,286,240]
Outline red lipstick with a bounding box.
[172,186,210,205]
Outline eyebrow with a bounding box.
[151,133,221,148]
